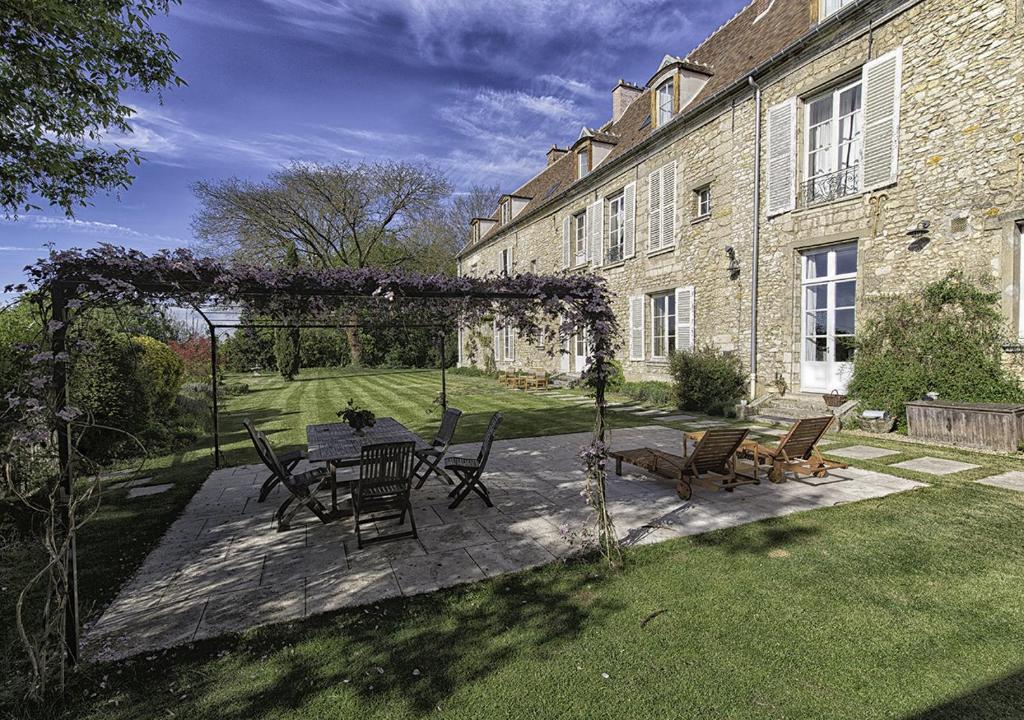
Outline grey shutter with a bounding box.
[675,286,694,353]
[648,168,662,252]
[562,216,571,269]
[623,182,636,259]
[660,162,676,249]
[766,98,796,216]
[629,295,645,360]
[589,200,603,267]
[862,47,903,191]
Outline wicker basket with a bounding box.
[822,390,848,408]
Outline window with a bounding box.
[1019,223,1024,341]
[607,192,625,263]
[499,247,512,276]
[503,324,515,360]
[803,79,862,206]
[573,211,587,264]
[821,0,855,19]
[500,199,511,225]
[650,292,676,359]
[577,147,590,178]
[656,79,674,126]
[695,185,711,218]
[495,320,515,362]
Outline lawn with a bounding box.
[5,368,1024,718]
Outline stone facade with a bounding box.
[459,0,1024,395]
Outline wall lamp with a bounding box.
[725,246,741,279]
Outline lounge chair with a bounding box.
[610,427,752,500]
[255,430,333,530]
[353,441,418,549]
[412,407,462,488]
[744,416,846,483]
[445,412,502,509]
[244,419,305,502]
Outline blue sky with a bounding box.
[1,0,748,293]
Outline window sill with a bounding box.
[691,214,711,225]
[793,191,864,215]
[646,246,676,259]
[601,260,626,271]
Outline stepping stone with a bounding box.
[655,414,697,422]
[828,445,899,461]
[633,409,669,416]
[889,456,981,475]
[758,428,789,437]
[615,405,645,412]
[127,483,174,498]
[976,471,1024,492]
[685,420,728,429]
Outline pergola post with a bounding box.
[439,331,448,410]
[50,283,80,665]
[209,324,221,469]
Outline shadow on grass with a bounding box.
[902,667,1024,719]
[690,522,823,554]
[65,561,620,719]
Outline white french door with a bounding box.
[801,242,857,393]
[573,331,589,373]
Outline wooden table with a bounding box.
[307,418,430,515]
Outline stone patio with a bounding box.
[828,445,900,461]
[81,426,925,662]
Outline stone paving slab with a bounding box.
[976,471,1024,492]
[827,445,900,461]
[655,414,697,422]
[81,426,926,662]
[127,483,174,498]
[888,456,981,475]
[632,409,669,416]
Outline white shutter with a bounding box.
[493,319,502,361]
[862,47,903,191]
[562,216,571,269]
[648,168,662,252]
[509,246,515,274]
[675,286,694,353]
[623,181,636,259]
[589,200,603,267]
[628,295,645,360]
[766,98,796,216]
[661,161,676,249]
[508,325,515,362]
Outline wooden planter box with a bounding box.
[905,401,1024,452]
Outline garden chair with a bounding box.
[610,427,752,500]
[524,368,548,390]
[244,419,305,502]
[744,416,846,483]
[256,431,333,530]
[445,412,502,509]
[412,407,462,488]
[353,441,418,549]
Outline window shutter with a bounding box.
[766,98,796,216]
[623,182,636,259]
[562,216,571,269]
[588,200,603,267]
[675,286,694,353]
[660,161,676,249]
[508,326,515,362]
[628,295,645,360]
[493,319,502,361]
[862,47,903,191]
[648,168,662,252]
[509,246,515,274]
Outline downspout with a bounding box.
[747,75,762,400]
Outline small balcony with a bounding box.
[799,165,860,208]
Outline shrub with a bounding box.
[670,346,747,415]
[621,380,673,406]
[131,336,185,416]
[602,359,625,392]
[848,271,1024,429]
[274,325,301,379]
[300,328,348,368]
[169,336,216,379]
[447,366,492,378]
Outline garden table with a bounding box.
[307,418,430,515]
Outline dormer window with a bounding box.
[656,79,675,126]
[821,0,854,18]
[500,198,511,225]
[577,147,591,179]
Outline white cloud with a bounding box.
[538,74,604,100]
[5,216,188,247]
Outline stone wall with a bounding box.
[460,0,1024,394]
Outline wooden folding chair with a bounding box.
[353,441,417,549]
[258,431,333,530]
[445,412,502,509]
[611,427,752,500]
[744,416,847,483]
[413,407,462,488]
[244,419,304,502]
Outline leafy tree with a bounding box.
[192,161,452,364]
[1,0,183,215]
[848,271,1024,428]
[409,184,501,273]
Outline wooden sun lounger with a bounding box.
[743,416,847,483]
[610,427,752,500]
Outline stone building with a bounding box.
[457,0,1024,401]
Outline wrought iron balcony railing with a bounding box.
[799,165,860,208]
[606,244,624,264]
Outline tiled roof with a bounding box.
[463,0,812,255]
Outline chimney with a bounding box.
[611,79,642,123]
[546,145,568,166]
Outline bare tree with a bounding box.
[192,161,452,363]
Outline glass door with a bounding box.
[573,331,589,374]
[801,242,857,392]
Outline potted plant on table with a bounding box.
[338,399,376,436]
